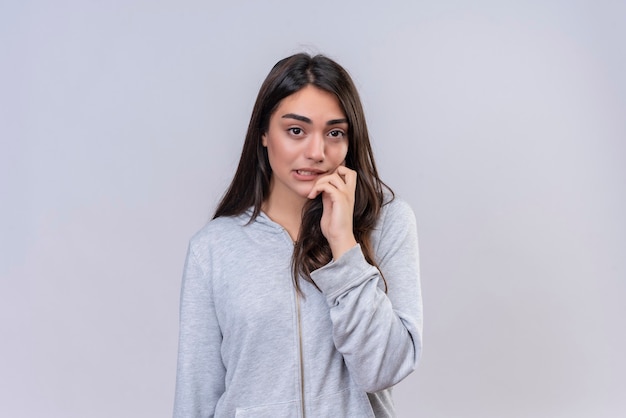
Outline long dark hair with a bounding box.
[214,53,393,293]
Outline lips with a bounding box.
[296,169,323,176]
[293,168,326,180]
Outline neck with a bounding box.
[262,188,306,242]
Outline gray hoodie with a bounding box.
[173,197,423,417]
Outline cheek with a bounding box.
[332,142,349,163]
[266,146,281,170]
[266,139,295,168]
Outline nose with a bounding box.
[304,133,325,162]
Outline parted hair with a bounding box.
[213,53,392,293]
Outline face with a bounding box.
[262,85,349,204]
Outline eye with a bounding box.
[288,127,304,136]
[328,129,345,139]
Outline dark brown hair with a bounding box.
[213,53,393,293]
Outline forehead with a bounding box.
[273,85,346,120]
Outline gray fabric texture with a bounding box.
[173,197,423,417]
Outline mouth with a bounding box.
[293,168,327,180]
[295,169,324,176]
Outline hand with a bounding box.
[307,165,358,260]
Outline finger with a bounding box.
[334,166,357,187]
[308,167,356,199]
[319,173,349,193]
[313,172,344,188]
[307,180,346,200]
[307,182,336,199]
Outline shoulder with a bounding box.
[188,213,250,257]
[190,214,242,240]
[371,194,419,265]
[371,194,418,251]
[378,194,417,230]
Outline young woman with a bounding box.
[174,53,423,417]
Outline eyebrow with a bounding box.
[281,113,348,126]
[326,118,348,126]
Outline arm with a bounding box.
[311,199,423,393]
[173,244,225,417]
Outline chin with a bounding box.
[293,187,314,200]
[298,190,313,200]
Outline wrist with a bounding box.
[330,236,358,260]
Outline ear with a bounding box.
[261,133,268,147]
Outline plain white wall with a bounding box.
[1,1,625,417]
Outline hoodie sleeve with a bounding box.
[310,198,423,393]
[173,244,225,418]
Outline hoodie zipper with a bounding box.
[278,226,306,417]
[287,232,306,417]
[295,288,306,417]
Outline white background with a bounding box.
[1,1,625,417]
